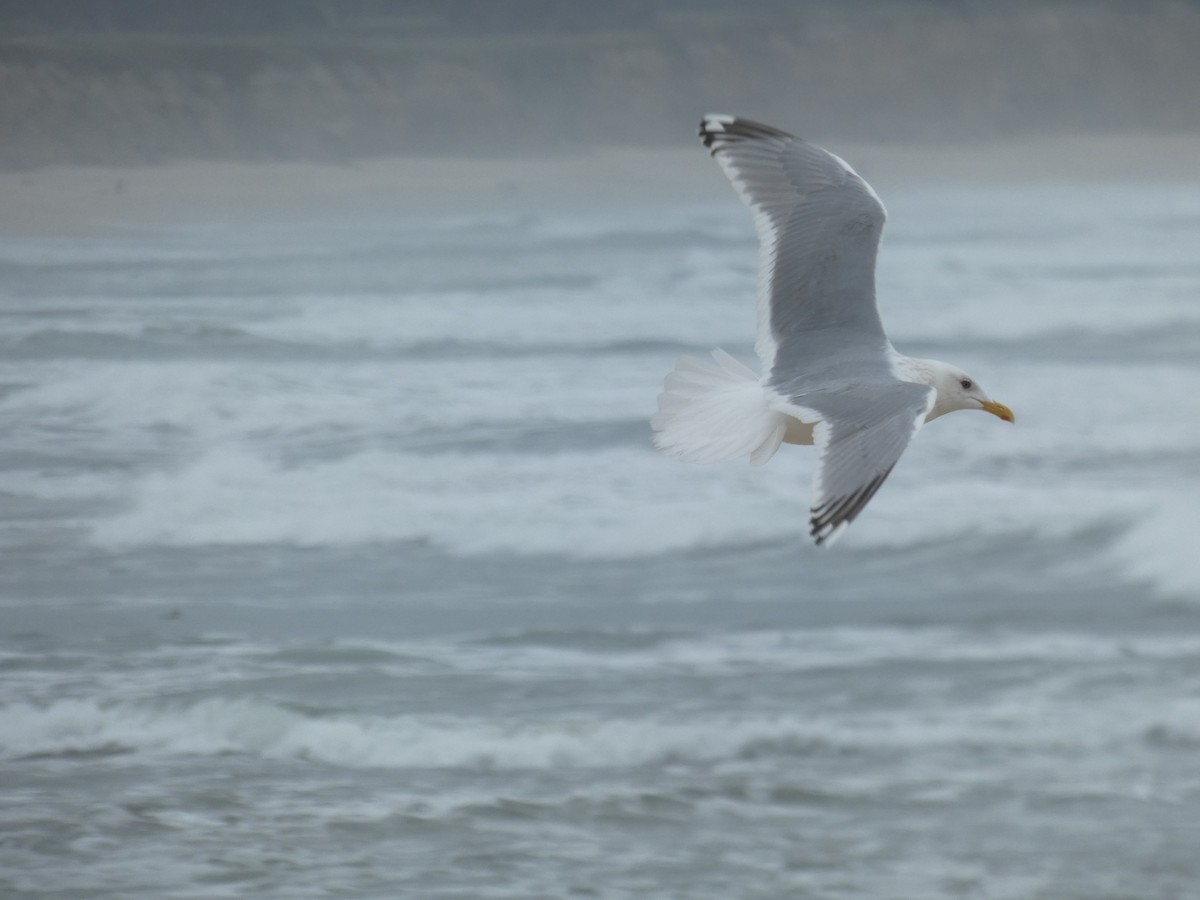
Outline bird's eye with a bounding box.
[959,378,973,390]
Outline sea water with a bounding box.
[2,178,1200,898]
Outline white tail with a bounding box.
[651,349,788,466]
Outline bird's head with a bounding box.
[926,362,1014,424]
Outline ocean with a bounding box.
[3,175,1200,898]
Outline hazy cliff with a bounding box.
[3,1,1199,169]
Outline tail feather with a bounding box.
[651,349,787,466]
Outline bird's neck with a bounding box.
[890,352,937,385]
[890,353,952,422]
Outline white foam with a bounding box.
[82,349,1196,576]
[879,183,1200,344]
[13,339,1189,601]
[90,445,791,555]
[5,662,1194,772]
[245,267,751,352]
[1113,489,1200,601]
[0,696,818,769]
[405,627,1200,680]
[0,350,668,449]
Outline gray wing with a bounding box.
[699,114,889,378]
[801,381,934,545]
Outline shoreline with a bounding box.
[4,132,1200,238]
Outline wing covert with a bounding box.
[795,381,934,545]
[699,115,889,376]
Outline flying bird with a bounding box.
[651,115,1014,546]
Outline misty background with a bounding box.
[3,0,1200,169]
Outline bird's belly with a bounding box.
[782,416,816,446]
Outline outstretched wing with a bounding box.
[699,115,889,378]
[801,381,935,545]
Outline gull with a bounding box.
[652,115,1014,546]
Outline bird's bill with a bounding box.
[980,399,1015,423]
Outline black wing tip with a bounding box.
[698,114,795,151]
[808,470,892,546]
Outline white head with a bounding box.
[922,359,1014,424]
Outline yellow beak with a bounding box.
[981,399,1015,423]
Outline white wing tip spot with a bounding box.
[699,114,735,148]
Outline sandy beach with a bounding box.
[3,132,1200,239]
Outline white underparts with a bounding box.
[650,349,813,466]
